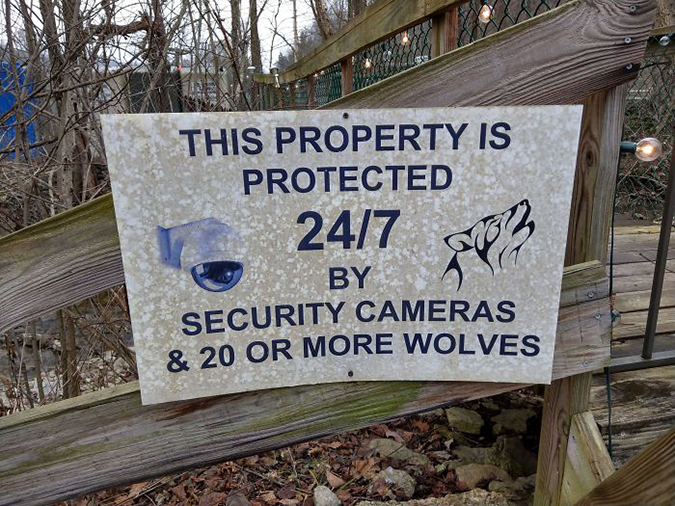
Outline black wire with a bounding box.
[604,366,613,458]
[605,126,626,460]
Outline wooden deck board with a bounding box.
[610,225,675,341]
[588,224,675,469]
[590,365,675,468]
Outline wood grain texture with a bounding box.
[611,332,675,358]
[613,230,675,252]
[0,195,123,334]
[0,262,610,506]
[534,373,595,506]
[326,0,655,110]
[613,306,675,340]
[254,0,463,85]
[615,288,675,313]
[560,412,615,506]
[575,423,675,505]
[590,365,675,467]
[1,0,654,335]
[534,82,627,506]
[431,7,458,57]
[565,86,627,265]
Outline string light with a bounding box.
[635,138,663,162]
[364,58,372,70]
[478,3,493,24]
[401,31,410,45]
[659,35,671,46]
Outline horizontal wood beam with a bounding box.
[0,196,124,334]
[327,0,655,109]
[0,1,656,335]
[254,0,461,85]
[575,425,675,505]
[0,261,610,506]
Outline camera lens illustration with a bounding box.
[157,218,245,292]
[191,260,244,292]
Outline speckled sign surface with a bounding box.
[102,107,582,405]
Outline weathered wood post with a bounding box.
[534,85,629,506]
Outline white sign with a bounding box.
[102,107,582,405]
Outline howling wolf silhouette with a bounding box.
[442,199,535,290]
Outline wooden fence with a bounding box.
[0,0,671,505]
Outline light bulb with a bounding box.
[478,3,493,24]
[659,35,671,46]
[364,58,372,70]
[401,31,410,45]
[635,138,663,162]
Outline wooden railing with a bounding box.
[254,0,462,108]
[0,0,663,505]
[255,0,460,86]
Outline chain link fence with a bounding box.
[262,0,577,107]
[457,0,567,46]
[617,40,674,219]
[260,5,673,221]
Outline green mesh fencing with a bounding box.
[457,0,567,46]
[617,41,674,219]
[260,5,673,219]
[262,0,578,108]
[315,63,343,106]
[352,20,432,91]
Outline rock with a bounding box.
[113,357,128,375]
[455,463,511,490]
[434,425,475,447]
[314,485,341,506]
[369,438,430,466]
[445,408,483,435]
[493,437,537,478]
[489,475,536,506]
[452,445,493,464]
[374,467,416,499]
[355,488,514,506]
[419,408,445,418]
[481,399,500,412]
[434,460,461,474]
[452,437,536,479]
[490,409,536,435]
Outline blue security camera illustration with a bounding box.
[157,218,244,292]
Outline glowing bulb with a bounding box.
[478,3,493,24]
[401,31,410,45]
[635,138,662,161]
[364,58,372,70]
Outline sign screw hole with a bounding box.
[343,112,349,119]
[348,370,354,377]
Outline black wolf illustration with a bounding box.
[442,199,535,290]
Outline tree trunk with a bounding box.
[348,0,366,19]
[310,0,333,40]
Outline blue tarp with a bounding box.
[0,62,40,159]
